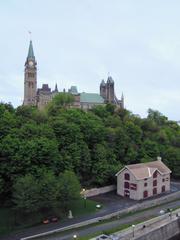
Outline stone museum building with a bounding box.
[116,157,171,200]
[23,40,124,110]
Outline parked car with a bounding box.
[42,219,50,224]
[42,216,58,224]
[50,216,58,222]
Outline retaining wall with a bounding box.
[134,218,180,240]
[84,185,116,197]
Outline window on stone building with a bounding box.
[124,173,130,180]
[143,190,148,198]
[124,182,129,189]
[153,171,157,178]
[144,182,148,187]
[153,180,157,186]
[153,188,157,195]
[162,186,166,192]
[130,183,137,190]
[28,73,35,78]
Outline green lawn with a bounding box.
[0,198,100,236]
[70,198,100,217]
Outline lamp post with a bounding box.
[132,224,135,237]
[84,196,87,208]
[73,234,77,239]
[82,188,86,208]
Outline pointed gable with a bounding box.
[27,40,35,60]
[116,159,171,180]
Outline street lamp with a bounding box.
[132,224,135,237]
[82,188,86,208]
[73,234,77,239]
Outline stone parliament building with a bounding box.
[23,41,124,110]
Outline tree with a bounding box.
[142,139,160,159]
[0,111,17,139]
[13,174,40,213]
[105,103,116,115]
[38,170,58,210]
[147,109,168,125]
[163,147,180,178]
[91,144,119,186]
[47,93,74,115]
[58,171,81,208]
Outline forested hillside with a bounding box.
[0,95,179,207]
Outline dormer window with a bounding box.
[153,171,157,178]
[124,173,130,180]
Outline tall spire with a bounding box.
[55,83,58,92]
[121,92,124,99]
[27,40,35,60]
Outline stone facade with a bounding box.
[23,41,124,110]
[116,158,171,200]
[23,40,37,106]
[100,77,124,109]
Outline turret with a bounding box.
[100,79,106,100]
[54,83,58,92]
[106,76,115,103]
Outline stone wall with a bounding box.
[83,185,116,197]
[134,216,180,240]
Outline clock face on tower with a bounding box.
[29,61,34,67]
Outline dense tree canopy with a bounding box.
[0,100,179,209]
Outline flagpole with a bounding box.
[28,31,32,41]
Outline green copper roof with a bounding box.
[80,93,104,103]
[27,40,35,59]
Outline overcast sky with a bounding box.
[0,0,180,120]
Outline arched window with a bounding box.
[153,180,157,186]
[143,190,148,198]
[124,173,130,180]
[153,171,157,178]
[124,182,129,189]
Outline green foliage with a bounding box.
[0,102,179,213]
[12,170,80,213]
[57,170,81,208]
[47,93,74,115]
[13,174,40,213]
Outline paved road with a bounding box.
[1,182,180,240]
[36,200,180,240]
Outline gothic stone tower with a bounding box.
[23,40,37,106]
[106,76,115,103]
[100,76,115,103]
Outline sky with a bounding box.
[0,0,180,120]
